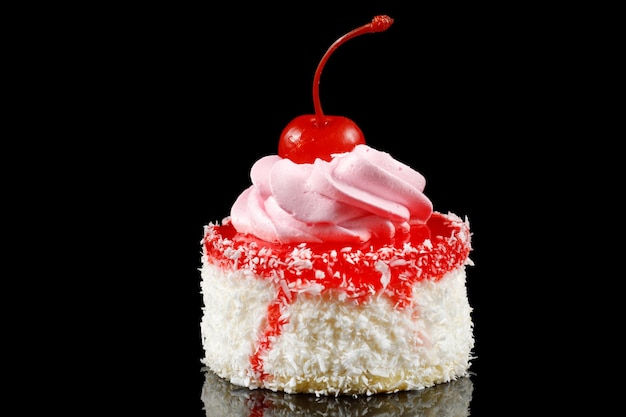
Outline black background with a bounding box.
[27,1,605,415]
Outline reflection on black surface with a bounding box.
[201,368,473,416]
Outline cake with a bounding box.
[201,367,474,416]
[199,15,475,396]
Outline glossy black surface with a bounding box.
[60,2,566,414]
[201,369,474,416]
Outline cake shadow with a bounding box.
[201,368,474,416]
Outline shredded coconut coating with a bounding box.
[200,211,475,395]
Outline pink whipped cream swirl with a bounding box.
[230,144,433,244]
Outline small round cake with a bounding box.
[199,15,475,396]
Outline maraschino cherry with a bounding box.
[278,15,394,164]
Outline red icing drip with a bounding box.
[202,211,472,382]
[246,396,268,417]
[250,287,290,381]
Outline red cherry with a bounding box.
[278,15,394,164]
[278,115,364,164]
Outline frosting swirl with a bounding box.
[230,144,433,244]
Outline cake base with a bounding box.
[200,263,473,395]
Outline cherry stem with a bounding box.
[312,15,394,126]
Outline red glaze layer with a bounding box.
[202,211,471,309]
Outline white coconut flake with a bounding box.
[294,282,324,295]
[389,258,408,267]
[375,260,391,289]
[291,258,313,271]
[278,279,292,301]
